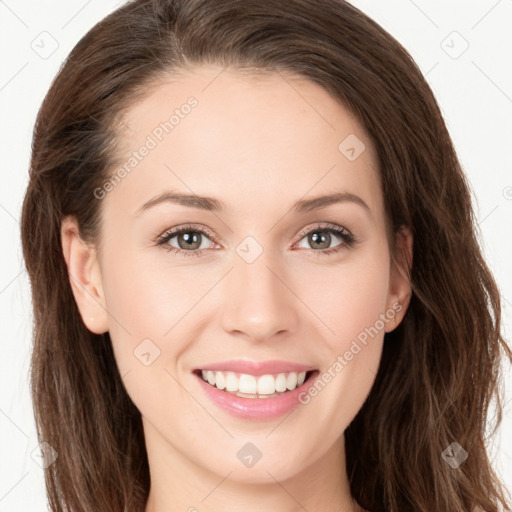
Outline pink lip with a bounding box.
[193,367,320,421]
[195,359,315,376]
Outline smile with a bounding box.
[192,361,320,420]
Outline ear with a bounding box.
[385,225,413,333]
[61,216,109,334]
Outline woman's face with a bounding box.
[67,67,411,485]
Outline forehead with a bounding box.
[104,66,383,221]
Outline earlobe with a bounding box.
[61,216,109,334]
[385,225,413,333]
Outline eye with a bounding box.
[155,222,357,258]
[156,224,218,257]
[294,223,357,256]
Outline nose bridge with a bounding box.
[220,236,299,340]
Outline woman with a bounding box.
[20,0,511,510]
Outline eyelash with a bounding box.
[155,222,357,258]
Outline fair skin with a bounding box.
[61,67,412,512]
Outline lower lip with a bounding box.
[194,371,319,421]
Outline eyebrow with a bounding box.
[135,189,372,216]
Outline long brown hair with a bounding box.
[20,0,511,510]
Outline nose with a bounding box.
[220,245,300,343]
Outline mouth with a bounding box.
[192,369,319,399]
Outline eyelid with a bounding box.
[292,221,352,246]
[154,223,219,245]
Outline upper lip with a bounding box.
[195,359,316,376]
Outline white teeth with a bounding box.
[286,372,298,390]
[215,371,226,390]
[257,374,275,395]
[239,374,257,394]
[225,372,238,392]
[275,373,287,392]
[199,370,309,396]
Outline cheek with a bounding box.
[296,240,390,425]
[101,244,193,334]
[331,267,389,350]
[100,254,201,426]
[304,239,391,352]
[98,250,182,370]
[100,248,223,386]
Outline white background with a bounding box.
[1,0,511,510]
